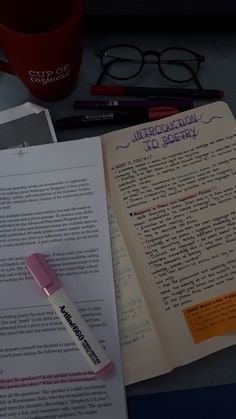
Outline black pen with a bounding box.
[91,84,224,100]
[74,98,193,111]
[56,107,179,128]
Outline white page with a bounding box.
[0,138,127,419]
[108,202,171,385]
[102,101,236,369]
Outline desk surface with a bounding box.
[1,29,236,397]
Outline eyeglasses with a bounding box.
[95,44,205,89]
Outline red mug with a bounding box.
[0,0,83,101]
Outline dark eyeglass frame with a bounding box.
[95,44,205,89]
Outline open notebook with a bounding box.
[102,101,236,385]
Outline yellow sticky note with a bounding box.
[183,291,236,343]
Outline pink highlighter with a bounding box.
[25,253,113,378]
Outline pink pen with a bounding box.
[25,253,113,377]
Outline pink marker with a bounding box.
[25,253,113,377]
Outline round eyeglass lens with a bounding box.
[102,46,143,79]
[160,48,199,82]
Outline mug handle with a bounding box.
[0,59,15,74]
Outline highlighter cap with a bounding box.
[25,253,61,296]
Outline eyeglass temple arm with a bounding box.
[182,62,203,89]
[192,73,203,90]
[167,60,203,89]
[95,58,121,85]
[96,67,108,85]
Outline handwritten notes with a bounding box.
[183,291,236,343]
[109,129,236,312]
[102,101,236,376]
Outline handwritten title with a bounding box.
[115,113,223,152]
